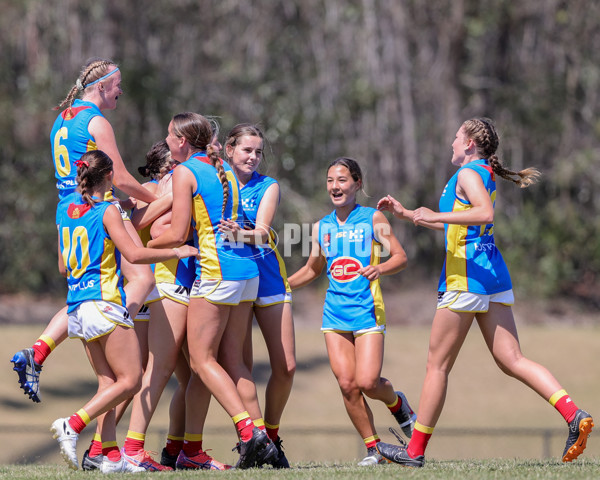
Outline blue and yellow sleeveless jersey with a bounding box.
[182,153,258,281]
[317,204,385,330]
[240,172,291,297]
[438,159,512,294]
[56,192,125,313]
[50,99,103,200]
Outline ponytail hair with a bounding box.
[76,150,113,205]
[55,57,118,111]
[171,112,229,218]
[462,117,541,188]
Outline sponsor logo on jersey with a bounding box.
[330,256,362,282]
[323,233,330,247]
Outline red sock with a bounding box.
[32,336,54,366]
[550,390,579,423]
[165,436,184,457]
[407,423,433,458]
[182,433,203,457]
[364,435,380,450]
[68,411,88,434]
[123,431,145,455]
[234,413,255,442]
[387,393,403,414]
[265,423,279,442]
[88,434,103,457]
[102,442,121,462]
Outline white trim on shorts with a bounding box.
[190,277,259,305]
[68,300,133,342]
[134,303,150,321]
[437,289,514,313]
[157,283,191,306]
[321,324,386,337]
[254,292,292,307]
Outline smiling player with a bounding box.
[288,157,416,466]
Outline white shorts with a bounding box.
[68,300,133,342]
[190,277,259,305]
[157,283,191,305]
[437,289,514,313]
[254,292,292,307]
[134,303,150,321]
[322,324,386,337]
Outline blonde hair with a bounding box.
[171,112,229,217]
[55,58,118,111]
[463,117,541,188]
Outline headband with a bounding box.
[84,67,120,88]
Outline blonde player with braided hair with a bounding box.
[149,112,276,469]
[11,58,156,410]
[376,117,593,467]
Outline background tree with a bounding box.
[0,0,598,307]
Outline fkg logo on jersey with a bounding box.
[330,257,363,282]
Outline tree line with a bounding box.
[0,0,598,308]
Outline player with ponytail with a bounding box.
[377,117,593,466]
[149,112,276,469]
[11,58,156,409]
[51,150,197,473]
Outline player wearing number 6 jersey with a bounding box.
[11,58,156,406]
[51,150,197,473]
[288,157,415,466]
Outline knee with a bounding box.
[272,360,296,383]
[356,377,379,397]
[336,377,359,397]
[119,371,142,397]
[493,353,523,377]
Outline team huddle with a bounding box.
[10,58,593,473]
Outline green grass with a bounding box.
[0,459,599,479]
[2,321,599,475]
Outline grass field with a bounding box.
[0,459,599,479]
[1,318,598,478]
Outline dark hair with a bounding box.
[462,117,541,188]
[326,157,367,196]
[171,112,229,217]
[138,140,172,181]
[76,150,113,205]
[55,58,119,111]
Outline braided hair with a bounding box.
[171,112,229,218]
[76,150,113,205]
[55,58,118,111]
[462,118,541,188]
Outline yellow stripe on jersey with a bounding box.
[100,237,123,304]
[445,198,470,291]
[87,139,97,151]
[225,170,239,222]
[370,240,386,326]
[154,258,178,284]
[269,233,292,293]
[192,193,222,279]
